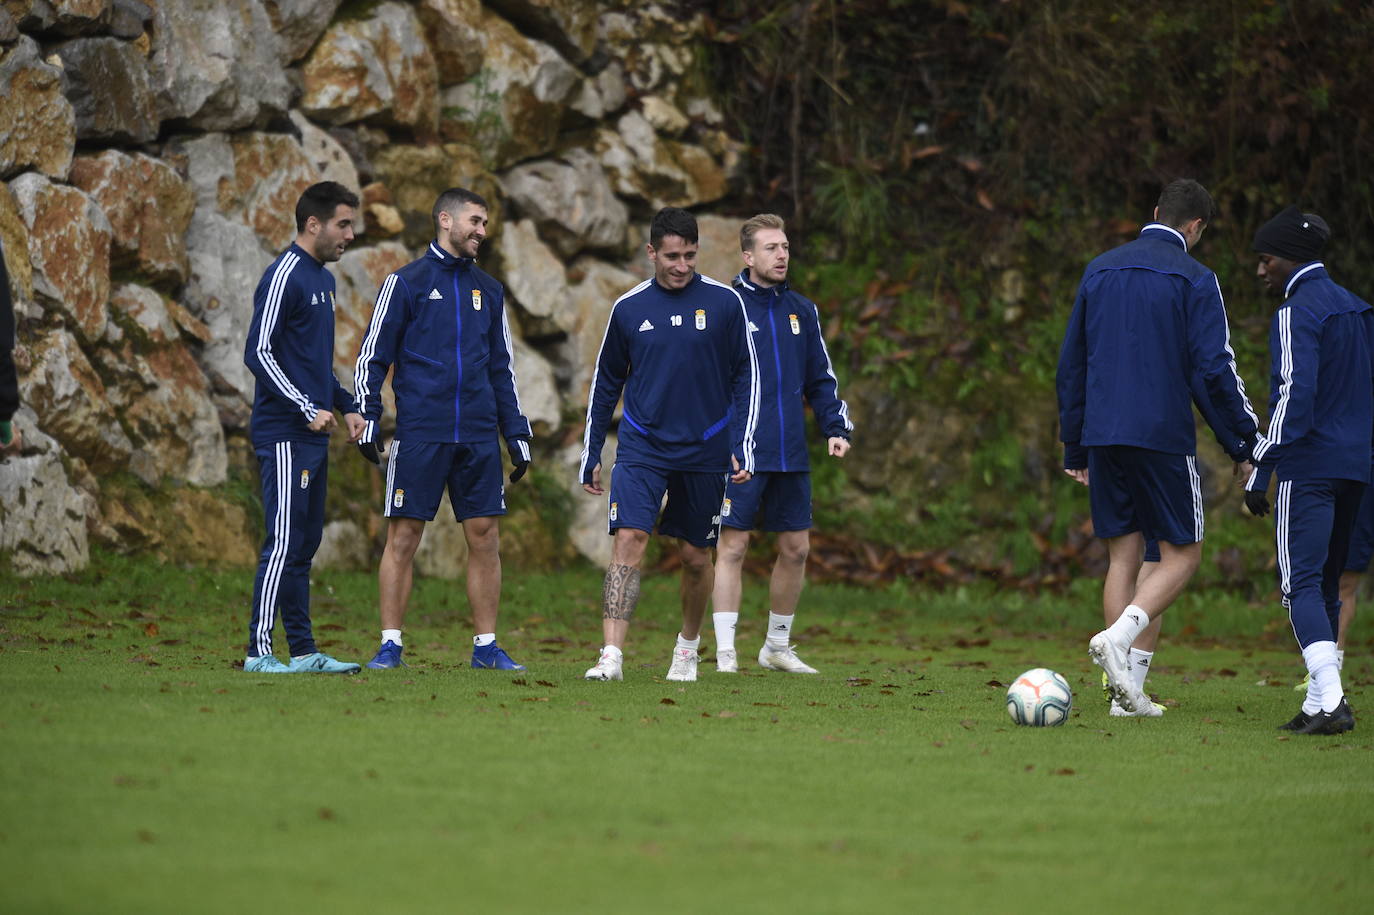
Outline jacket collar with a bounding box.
[288,242,321,266]
[1284,262,1326,300]
[1140,223,1188,251]
[732,270,788,298]
[426,239,472,271]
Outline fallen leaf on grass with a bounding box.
[660,698,676,705]
[143,623,160,637]
[536,680,557,688]
[1217,669,1237,677]
[520,697,550,702]
[753,702,785,708]
[136,830,155,843]
[959,719,976,729]
[318,808,335,821]
[716,710,737,718]
[985,679,1005,688]
[198,707,212,713]
[54,665,61,673]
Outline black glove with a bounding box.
[1244,489,1270,518]
[507,436,531,483]
[357,440,382,465]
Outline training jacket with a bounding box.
[580,272,759,480]
[353,240,531,448]
[1247,263,1374,490]
[245,243,354,448]
[732,271,852,471]
[1057,223,1258,466]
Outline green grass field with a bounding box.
[1,554,1371,914]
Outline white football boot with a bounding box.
[1089,630,1144,712]
[716,648,738,673]
[584,650,623,681]
[758,644,819,674]
[1109,699,1165,717]
[666,647,699,682]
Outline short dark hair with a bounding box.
[295,181,359,233]
[433,187,489,228]
[650,207,698,248]
[1156,179,1215,228]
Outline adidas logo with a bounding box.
[428,288,443,300]
[311,293,318,305]
[638,319,654,332]
[748,321,760,332]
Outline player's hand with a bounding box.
[1244,489,1270,518]
[729,454,751,485]
[357,440,385,465]
[583,463,603,495]
[307,409,337,434]
[1233,460,1254,482]
[1064,467,1089,486]
[507,436,531,483]
[828,436,849,458]
[344,412,366,443]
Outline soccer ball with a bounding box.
[1006,668,1073,727]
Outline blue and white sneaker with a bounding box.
[288,652,361,674]
[366,640,405,669]
[471,642,525,670]
[244,654,291,674]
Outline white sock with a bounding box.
[602,644,623,661]
[473,633,495,647]
[1302,675,1321,716]
[766,611,793,648]
[1106,606,1150,647]
[676,632,700,652]
[1302,640,1343,713]
[1129,648,1153,692]
[1336,648,1344,670]
[714,612,738,652]
[381,628,402,646]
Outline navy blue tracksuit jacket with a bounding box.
[353,240,531,447]
[245,243,354,447]
[580,272,759,481]
[1057,224,1258,465]
[1248,263,1374,489]
[732,271,852,471]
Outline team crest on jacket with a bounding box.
[695,308,706,330]
[300,469,310,489]
[789,314,800,335]
[471,289,482,311]
[393,489,405,509]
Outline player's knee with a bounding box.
[384,520,424,559]
[680,544,712,574]
[777,532,810,566]
[463,516,500,553]
[716,533,749,564]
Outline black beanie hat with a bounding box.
[1253,206,1330,262]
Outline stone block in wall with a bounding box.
[438,9,577,169]
[500,148,628,258]
[262,0,344,63]
[560,434,617,568]
[0,419,90,575]
[53,35,158,143]
[5,0,110,36]
[491,218,570,322]
[22,325,132,473]
[288,110,362,204]
[300,1,438,132]
[148,0,292,130]
[331,240,412,393]
[417,0,484,85]
[0,181,32,301]
[564,256,639,402]
[569,61,627,122]
[0,36,75,180]
[596,113,728,209]
[69,150,194,287]
[486,0,597,64]
[691,214,744,285]
[10,171,110,344]
[370,143,495,246]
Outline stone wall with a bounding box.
[0,0,747,576]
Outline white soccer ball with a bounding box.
[1006,668,1073,727]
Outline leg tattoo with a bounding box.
[603,563,641,621]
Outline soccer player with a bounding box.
[353,188,533,672]
[1057,179,1259,715]
[1243,206,1370,735]
[711,214,852,675]
[580,207,759,682]
[242,181,365,674]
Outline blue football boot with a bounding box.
[288,652,361,674]
[244,654,292,673]
[471,642,525,671]
[366,640,405,669]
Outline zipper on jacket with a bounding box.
[452,270,464,441]
[767,294,788,472]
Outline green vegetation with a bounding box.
[2,555,1370,912]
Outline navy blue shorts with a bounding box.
[608,462,726,548]
[1088,446,1202,545]
[1345,483,1374,572]
[384,439,506,522]
[721,471,812,532]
